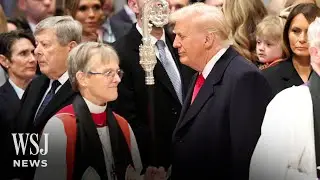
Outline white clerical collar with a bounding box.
[83,97,107,113]
[202,46,230,79]
[136,23,166,47]
[8,79,24,99]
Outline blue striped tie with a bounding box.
[156,40,183,104]
[34,80,61,121]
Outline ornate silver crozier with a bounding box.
[139,0,169,85]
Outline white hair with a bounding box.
[308,17,320,48]
[169,2,230,42]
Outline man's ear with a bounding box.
[309,46,318,57]
[204,32,215,49]
[0,55,10,70]
[18,0,27,11]
[68,41,78,52]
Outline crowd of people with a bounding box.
[0,0,320,179]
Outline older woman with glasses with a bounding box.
[33,42,169,180]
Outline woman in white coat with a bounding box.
[249,17,320,180]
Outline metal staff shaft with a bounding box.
[147,85,157,165]
[139,0,169,166]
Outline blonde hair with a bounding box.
[256,15,290,59]
[0,5,7,33]
[223,0,267,61]
[170,3,230,44]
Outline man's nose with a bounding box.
[173,37,180,48]
[43,0,52,7]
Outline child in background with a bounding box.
[256,15,289,70]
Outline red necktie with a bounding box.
[191,73,205,104]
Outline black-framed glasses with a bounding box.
[88,69,124,79]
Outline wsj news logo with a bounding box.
[12,133,48,167]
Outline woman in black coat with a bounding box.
[263,3,320,97]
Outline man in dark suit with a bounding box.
[16,16,81,134]
[102,0,135,43]
[169,4,272,179]
[111,0,194,169]
[0,30,36,180]
[14,16,81,179]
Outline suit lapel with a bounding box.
[2,81,20,110]
[18,75,49,132]
[174,47,236,136]
[128,25,181,103]
[174,74,197,131]
[309,72,320,176]
[34,81,74,128]
[118,8,132,24]
[154,60,181,103]
[110,19,120,39]
[280,58,304,88]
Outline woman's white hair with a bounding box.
[169,2,230,42]
[308,17,320,48]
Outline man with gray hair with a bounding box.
[170,3,272,179]
[14,16,81,179]
[250,17,320,180]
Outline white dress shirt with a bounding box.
[35,71,69,119]
[8,78,25,99]
[202,46,229,79]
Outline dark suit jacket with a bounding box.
[16,74,76,133]
[14,74,76,179]
[106,8,133,42]
[171,47,272,179]
[263,57,305,98]
[111,25,195,167]
[0,81,21,179]
[111,8,132,24]
[0,81,21,130]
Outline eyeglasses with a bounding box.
[88,69,124,79]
